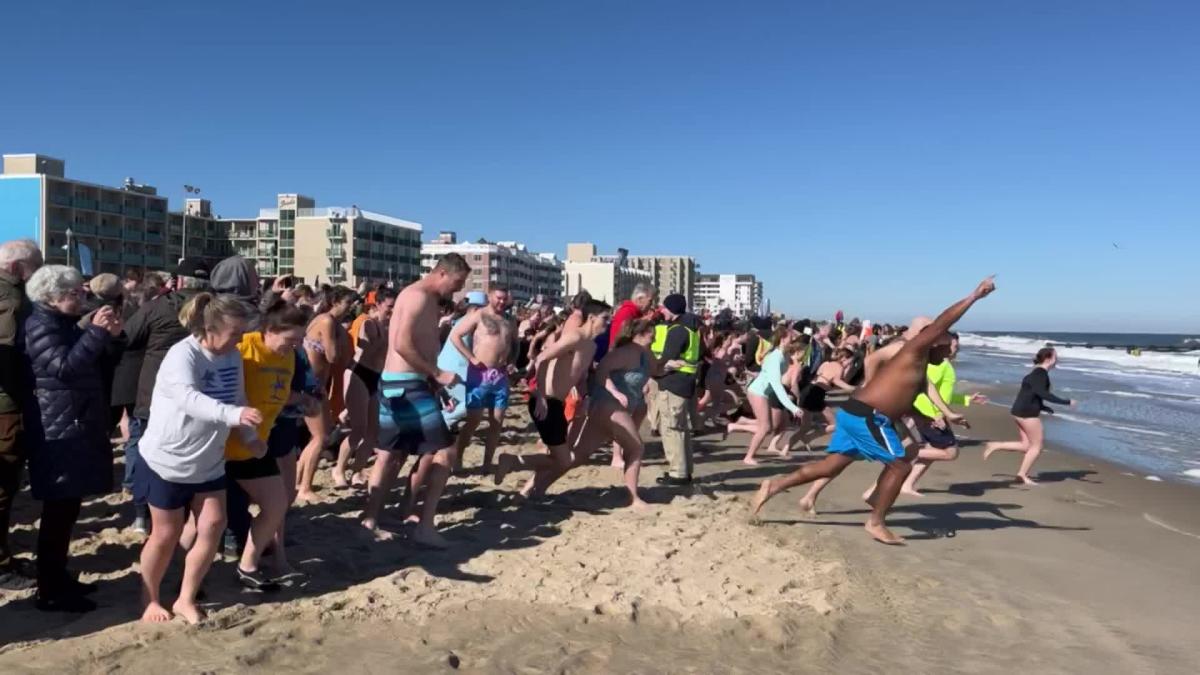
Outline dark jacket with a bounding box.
[0,270,32,415]
[123,289,201,418]
[24,303,113,500]
[653,313,703,399]
[109,301,144,408]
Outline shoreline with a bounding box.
[2,400,1199,673]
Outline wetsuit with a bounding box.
[1011,367,1070,418]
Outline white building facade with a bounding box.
[695,273,763,317]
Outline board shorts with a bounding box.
[917,421,958,449]
[826,398,906,464]
[465,364,510,411]
[226,454,281,480]
[377,372,453,455]
[529,396,568,446]
[133,463,226,511]
[800,384,828,413]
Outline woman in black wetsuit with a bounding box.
[984,347,1076,485]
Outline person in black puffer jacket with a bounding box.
[23,265,122,613]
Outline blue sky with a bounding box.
[3,1,1197,332]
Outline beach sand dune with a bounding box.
[2,399,1198,674]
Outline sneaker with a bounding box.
[236,567,281,592]
[131,516,149,535]
[35,593,97,613]
[656,474,693,486]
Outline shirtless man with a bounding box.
[361,255,469,547]
[795,314,966,513]
[751,277,995,544]
[335,287,397,486]
[493,299,612,498]
[451,286,516,473]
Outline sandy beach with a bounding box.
[2,387,1198,674]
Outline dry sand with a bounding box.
[1,388,1198,674]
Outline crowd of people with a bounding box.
[0,238,1077,624]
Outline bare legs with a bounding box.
[900,444,958,496]
[334,373,372,486]
[454,409,485,473]
[362,449,408,538]
[139,492,226,625]
[235,476,288,575]
[296,408,331,503]
[741,394,773,465]
[983,417,1043,485]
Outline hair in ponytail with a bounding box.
[179,293,255,337]
[1034,347,1056,365]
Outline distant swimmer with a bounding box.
[751,276,996,545]
[983,347,1077,486]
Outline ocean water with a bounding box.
[956,332,1200,484]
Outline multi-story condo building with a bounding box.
[596,254,697,306]
[563,243,653,306]
[420,231,563,304]
[694,273,764,317]
[169,198,231,267]
[223,195,423,287]
[0,154,172,274]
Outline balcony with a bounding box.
[144,255,164,268]
[146,207,166,221]
[98,250,122,263]
[145,232,164,244]
[100,201,122,214]
[73,197,98,210]
[325,225,343,239]
[326,246,345,258]
[124,229,144,242]
[69,222,96,235]
[123,205,145,218]
[98,225,123,239]
[122,252,144,265]
[50,194,73,207]
[230,229,256,239]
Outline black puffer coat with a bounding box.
[23,303,114,500]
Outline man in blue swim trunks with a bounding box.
[449,286,516,473]
[361,254,470,548]
[751,277,996,545]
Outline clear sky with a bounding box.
[3,1,1197,332]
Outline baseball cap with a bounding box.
[465,291,487,306]
[173,257,211,280]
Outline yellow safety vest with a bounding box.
[651,323,701,375]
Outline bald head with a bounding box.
[905,316,933,340]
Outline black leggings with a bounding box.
[37,498,82,598]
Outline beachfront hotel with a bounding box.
[563,242,655,306]
[224,194,424,287]
[420,231,563,304]
[598,253,697,307]
[695,273,763,317]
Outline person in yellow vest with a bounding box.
[225,301,309,590]
[649,294,702,485]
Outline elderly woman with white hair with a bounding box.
[23,265,122,613]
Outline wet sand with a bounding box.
[2,386,1199,674]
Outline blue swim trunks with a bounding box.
[465,365,510,411]
[377,373,454,455]
[826,399,906,464]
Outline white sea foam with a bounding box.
[1145,475,1163,482]
[1053,413,1171,438]
[960,334,1200,376]
[1182,469,1200,479]
[1096,390,1154,399]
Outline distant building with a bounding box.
[224,194,423,287]
[563,242,654,306]
[695,273,763,317]
[605,255,696,306]
[0,153,175,274]
[421,231,563,304]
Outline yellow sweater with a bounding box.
[226,332,294,461]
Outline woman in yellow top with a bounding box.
[225,301,309,590]
[902,332,987,496]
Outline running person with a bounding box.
[334,287,396,486]
[751,277,996,544]
[450,286,516,473]
[788,347,858,451]
[493,299,611,500]
[361,255,469,547]
[983,347,1075,485]
[737,327,803,465]
[295,287,356,502]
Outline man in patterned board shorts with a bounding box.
[448,286,516,474]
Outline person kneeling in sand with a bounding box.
[751,277,995,545]
[493,299,611,500]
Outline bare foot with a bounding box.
[494,454,516,486]
[864,521,905,545]
[361,519,396,541]
[773,448,791,459]
[331,474,351,489]
[1018,475,1039,486]
[294,490,319,505]
[982,444,997,461]
[141,601,172,623]
[742,457,759,466]
[628,498,652,511]
[171,598,206,625]
[899,488,925,498]
[797,496,818,516]
[749,480,773,521]
[410,526,450,550]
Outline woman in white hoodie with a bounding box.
[135,293,261,625]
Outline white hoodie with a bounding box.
[139,335,252,484]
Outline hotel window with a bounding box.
[473,254,482,262]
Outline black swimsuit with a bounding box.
[352,361,382,397]
[1011,367,1069,418]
